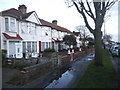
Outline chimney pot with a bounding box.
[18,4,27,14]
[52,20,57,25]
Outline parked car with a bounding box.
[109,44,117,52]
[118,45,120,56]
[110,45,119,56]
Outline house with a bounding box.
[0,5,73,58]
[39,19,73,52]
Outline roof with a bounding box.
[1,8,34,20]
[3,33,23,40]
[1,7,72,34]
[40,19,73,34]
[21,11,34,19]
[2,8,22,18]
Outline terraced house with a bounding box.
[0,5,73,58]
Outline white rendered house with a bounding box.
[0,5,73,58]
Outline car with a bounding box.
[110,45,119,56]
[109,44,117,52]
[118,45,120,56]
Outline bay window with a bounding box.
[5,17,16,32]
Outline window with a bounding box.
[32,42,37,52]
[21,22,27,33]
[5,18,9,31]
[41,30,45,36]
[27,42,31,52]
[17,48,20,53]
[34,42,37,52]
[42,42,45,51]
[27,23,31,33]
[10,18,15,31]
[49,42,51,48]
[23,42,26,53]
[30,23,36,35]
[46,42,48,48]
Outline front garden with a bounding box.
[2,48,94,86]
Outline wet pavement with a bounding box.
[44,52,94,88]
[110,54,120,88]
[2,52,94,89]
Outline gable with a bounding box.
[26,12,41,25]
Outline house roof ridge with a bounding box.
[39,18,73,34]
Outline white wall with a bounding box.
[26,12,41,25]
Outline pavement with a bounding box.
[2,68,20,88]
[45,52,94,88]
[109,53,120,88]
[2,52,94,89]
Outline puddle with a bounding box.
[45,65,73,88]
[45,53,94,88]
[46,70,73,88]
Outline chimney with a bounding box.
[18,5,27,14]
[52,20,57,25]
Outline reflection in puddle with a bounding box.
[45,53,94,88]
[46,70,73,88]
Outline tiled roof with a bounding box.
[1,8,34,20]
[1,7,72,34]
[2,8,22,18]
[3,33,23,40]
[40,19,73,34]
[21,11,34,19]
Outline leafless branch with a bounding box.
[73,1,94,33]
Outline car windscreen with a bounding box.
[115,47,118,49]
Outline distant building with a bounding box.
[0,5,73,58]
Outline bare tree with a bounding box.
[65,0,117,66]
[76,25,92,53]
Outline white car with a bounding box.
[111,45,119,56]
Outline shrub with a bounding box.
[1,49,7,62]
[43,48,55,52]
[13,62,30,69]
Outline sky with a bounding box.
[0,0,119,42]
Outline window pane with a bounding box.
[23,42,26,53]
[32,42,34,52]
[5,18,9,31]
[10,18,15,31]
[42,42,45,51]
[27,42,31,52]
[46,42,48,48]
[34,42,37,52]
[30,23,36,35]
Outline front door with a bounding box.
[15,43,22,58]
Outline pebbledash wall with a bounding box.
[0,5,73,58]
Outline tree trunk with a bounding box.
[94,30,103,66]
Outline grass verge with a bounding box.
[76,49,118,88]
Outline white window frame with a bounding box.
[10,18,15,32]
[5,18,9,31]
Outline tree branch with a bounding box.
[82,0,96,21]
[73,1,94,34]
[105,1,116,10]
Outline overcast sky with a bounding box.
[0,0,119,42]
